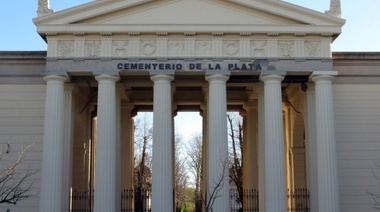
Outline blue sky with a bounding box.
[1,0,379,52]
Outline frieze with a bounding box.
[58,41,74,57]
[278,41,295,57]
[168,41,184,56]
[305,41,321,57]
[251,41,267,57]
[224,41,239,56]
[47,37,328,59]
[112,41,129,57]
[85,41,101,57]
[196,41,212,56]
[141,41,156,56]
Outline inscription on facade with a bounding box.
[116,60,265,71]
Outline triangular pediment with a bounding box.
[34,0,345,36]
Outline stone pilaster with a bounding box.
[311,71,340,212]
[260,74,287,212]
[151,74,174,212]
[40,75,67,212]
[304,84,318,212]
[94,74,119,212]
[205,74,230,212]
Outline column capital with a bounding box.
[205,74,230,83]
[95,74,120,82]
[310,71,338,83]
[150,74,174,83]
[43,75,68,84]
[260,73,285,83]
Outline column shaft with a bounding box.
[257,85,266,212]
[261,74,287,212]
[206,74,230,212]
[120,103,135,190]
[151,74,174,212]
[304,84,318,212]
[242,103,258,190]
[40,75,67,212]
[311,72,340,212]
[63,85,74,212]
[94,74,119,212]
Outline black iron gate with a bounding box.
[70,188,308,212]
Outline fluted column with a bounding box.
[206,74,230,212]
[304,84,318,212]
[94,74,119,212]
[243,102,259,190]
[63,85,74,212]
[120,103,135,189]
[260,74,287,212]
[40,75,67,212]
[151,74,174,212]
[311,71,340,212]
[256,85,265,212]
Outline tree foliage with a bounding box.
[0,142,38,205]
[186,132,203,212]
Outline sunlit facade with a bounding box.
[0,0,379,212]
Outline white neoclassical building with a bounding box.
[1,0,380,212]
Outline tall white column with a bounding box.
[206,74,230,212]
[311,71,340,212]
[63,85,74,212]
[304,84,318,212]
[151,74,174,212]
[120,103,135,189]
[94,74,119,212]
[260,74,287,212]
[40,75,67,212]
[242,102,258,190]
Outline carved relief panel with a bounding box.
[85,41,101,57]
[112,41,129,57]
[140,41,157,56]
[278,41,295,57]
[58,41,74,57]
[168,41,185,57]
[223,41,239,57]
[305,41,321,57]
[196,41,212,56]
[251,40,267,57]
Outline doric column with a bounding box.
[120,103,135,189]
[94,74,119,212]
[304,84,318,212]
[151,74,174,212]
[311,71,340,212]
[256,84,266,212]
[120,103,136,210]
[63,84,74,212]
[260,74,287,212]
[242,102,258,191]
[40,75,67,212]
[205,73,230,212]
